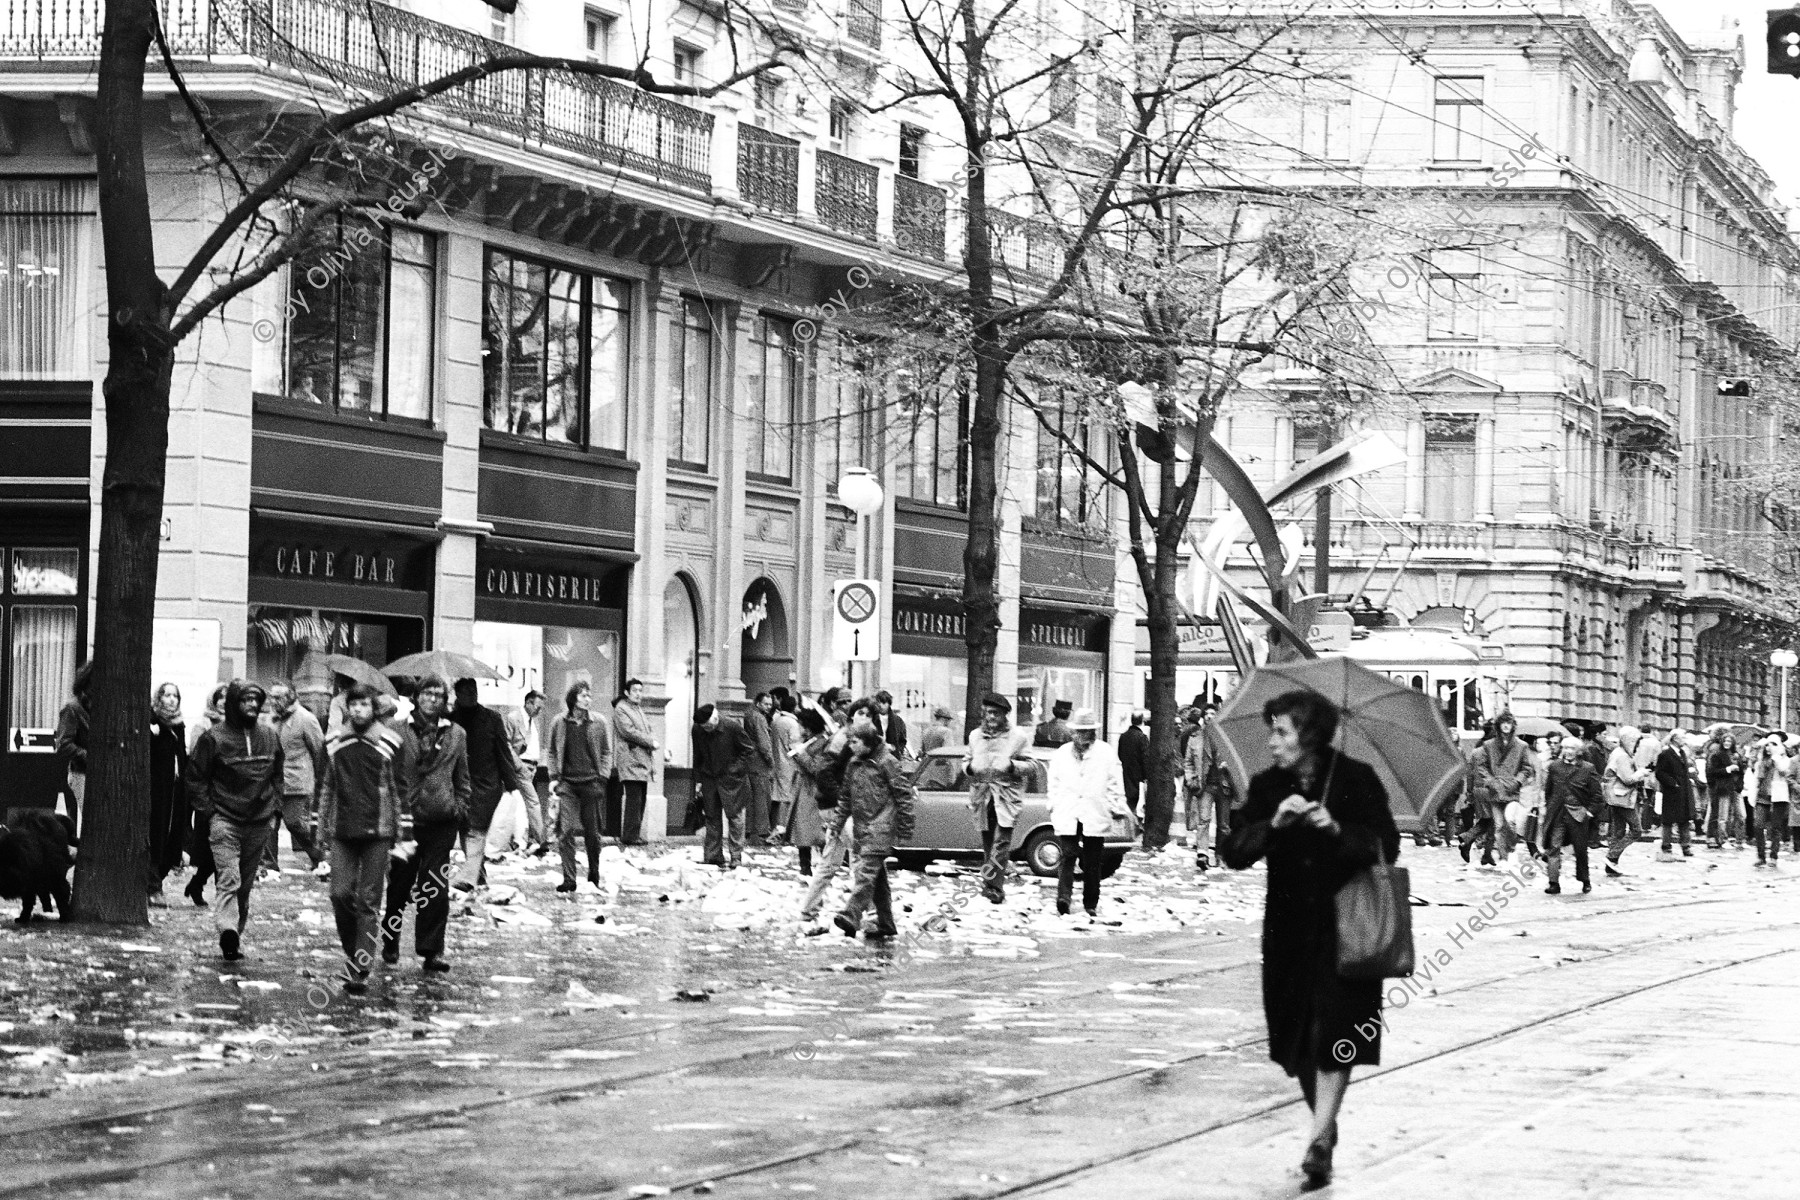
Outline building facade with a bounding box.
[1193,0,1800,729]
[0,0,1139,820]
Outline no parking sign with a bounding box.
[831,579,881,661]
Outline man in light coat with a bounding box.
[1047,709,1128,919]
[611,678,658,846]
[260,681,326,876]
[743,693,778,845]
[1603,727,1649,876]
[964,691,1035,905]
[769,689,803,841]
[504,690,551,856]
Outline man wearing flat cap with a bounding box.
[1034,698,1075,748]
[964,692,1035,904]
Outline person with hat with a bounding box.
[964,692,1035,904]
[1034,699,1074,749]
[1047,709,1129,919]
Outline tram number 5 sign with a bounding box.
[832,579,881,662]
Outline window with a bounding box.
[1033,393,1109,528]
[668,297,715,468]
[745,315,800,481]
[754,77,782,126]
[898,124,925,179]
[1424,250,1481,340]
[4,548,80,755]
[822,339,874,489]
[672,43,702,87]
[1300,78,1351,162]
[585,8,614,63]
[845,0,881,47]
[1432,77,1484,162]
[0,179,90,379]
[1048,67,1078,128]
[490,7,512,43]
[894,382,966,507]
[1422,415,1477,522]
[1096,81,1125,142]
[1291,417,1329,467]
[828,100,855,153]
[481,249,631,451]
[281,215,436,420]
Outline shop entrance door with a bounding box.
[1,546,83,811]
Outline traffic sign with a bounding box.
[832,579,881,661]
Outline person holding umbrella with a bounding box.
[1219,689,1400,1191]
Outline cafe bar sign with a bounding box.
[257,543,405,586]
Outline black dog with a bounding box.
[0,809,78,924]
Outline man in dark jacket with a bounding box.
[451,677,525,893]
[743,692,778,845]
[318,684,409,993]
[874,690,908,757]
[186,679,284,961]
[1653,728,1696,861]
[1467,713,1532,867]
[549,681,613,892]
[1118,709,1150,818]
[53,661,92,832]
[693,703,757,869]
[382,675,469,973]
[1542,737,1600,894]
[1034,699,1074,748]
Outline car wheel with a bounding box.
[1021,829,1062,877]
[1100,850,1125,880]
[890,852,931,873]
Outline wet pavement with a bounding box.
[3,833,1797,1198]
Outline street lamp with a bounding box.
[837,466,886,690]
[1772,649,1797,731]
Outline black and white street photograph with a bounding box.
[4,0,1800,1195]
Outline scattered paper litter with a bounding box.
[565,981,635,1008]
[235,980,281,992]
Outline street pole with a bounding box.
[1772,650,1797,731]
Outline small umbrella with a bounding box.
[1704,720,1766,746]
[1209,655,1464,833]
[1509,716,1567,740]
[381,649,505,683]
[304,652,396,696]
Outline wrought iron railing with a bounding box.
[815,148,877,241]
[737,124,799,214]
[892,174,945,260]
[0,0,713,192]
[844,0,880,47]
[967,203,1064,277]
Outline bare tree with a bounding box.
[76,0,790,923]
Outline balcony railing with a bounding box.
[967,204,1064,277]
[0,0,713,192]
[844,0,881,47]
[737,124,799,215]
[816,148,878,241]
[893,174,946,260]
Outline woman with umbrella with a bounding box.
[1220,689,1400,1190]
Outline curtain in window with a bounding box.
[588,279,631,451]
[8,605,77,735]
[0,180,90,379]
[385,229,435,420]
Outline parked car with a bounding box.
[894,746,1133,877]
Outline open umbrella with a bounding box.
[381,649,504,683]
[1704,720,1767,746]
[304,652,396,696]
[1509,716,1567,740]
[1209,655,1464,833]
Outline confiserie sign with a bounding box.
[480,562,607,605]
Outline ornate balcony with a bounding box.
[893,174,946,260]
[737,124,799,215]
[844,0,881,47]
[816,148,878,242]
[0,0,713,193]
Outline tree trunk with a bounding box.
[72,0,169,924]
[1140,540,1182,850]
[961,341,1005,730]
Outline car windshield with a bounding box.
[916,751,1048,794]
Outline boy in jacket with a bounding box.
[381,676,470,972]
[833,726,915,939]
[318,684,409,992]
[186,679,284,961]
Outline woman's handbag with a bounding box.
[1110,806,1140,842]
[1336,847,1415,980]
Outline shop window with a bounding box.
[668,297,715,469]
[1033,392,1109,530]
[0,179,91,380]
[482,249,631,452]
[4,548,82,753]
[823,339,875,492]
[745,315,800,482]
[280,215,436,420]
[893,382,966,508]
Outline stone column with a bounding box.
[713,301,751,705]
[632,273,679,838]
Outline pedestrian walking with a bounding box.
[873,690,908,759]
[798,708,862,922]
[1706,733,1744,848]
[1750,734,1789,866]
[1603,727,1649,876]
[611,679,658,846]
[549,681,613,892]
[1184,711,1226,870]
[182,683,229,907]
[692,703,756,870]
[1465,712,1532,867]
[450,677,526,893]
[53,661,92,832]
[317,684,408,994]
[1046,709,1128,919]
[1119,709,1150,819]
[743,692,778,844]
[148,682,190,905]
[832,725,915,939]
[1219,689,1400,1190]
[504,690,551,857]
[964,692,1034,905]
[1034,699,1074,748]
[186,679,284,962]
[1653,729,1697,861]
[916,705,957,759]
[381,675,469,973]
[1541,737,1598,894]
[259,682,326,876]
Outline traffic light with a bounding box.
[1769,9,1800,75]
